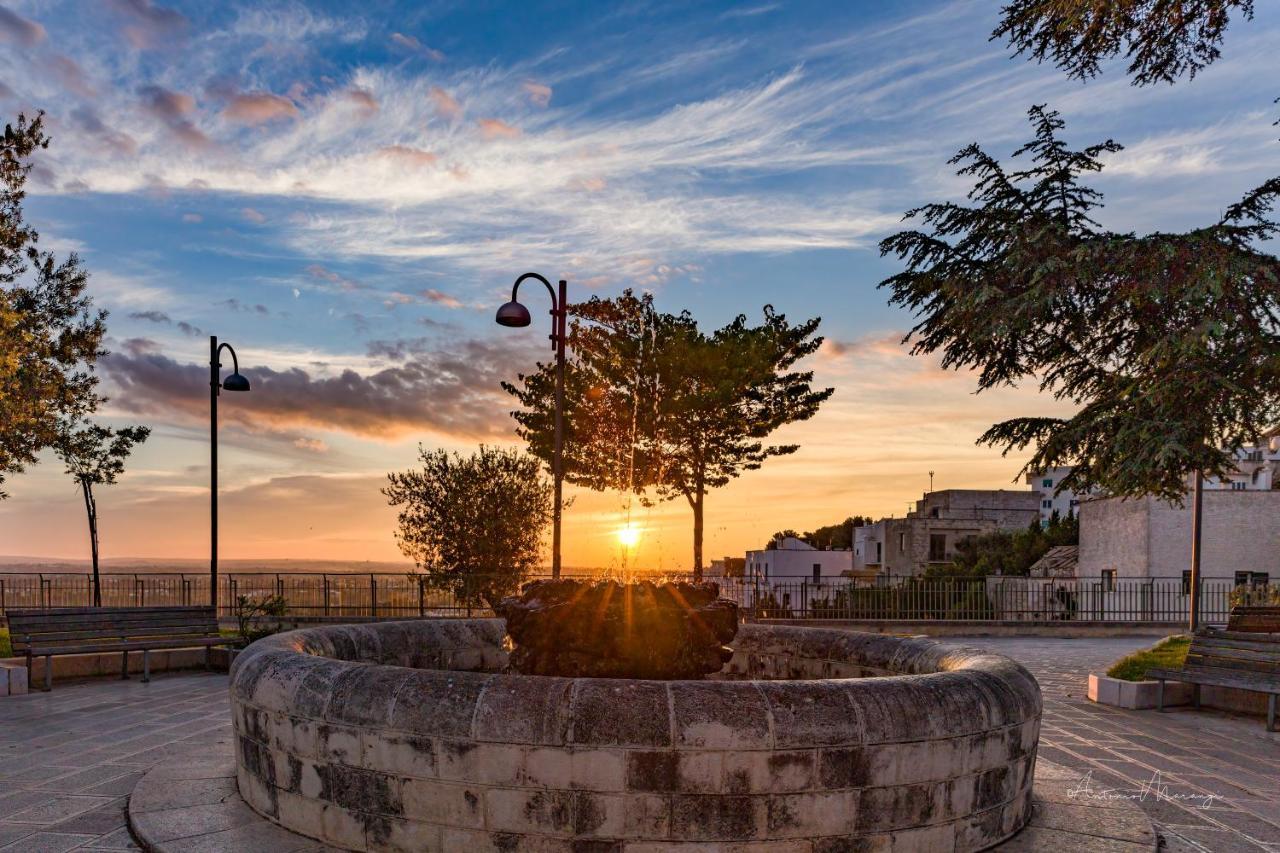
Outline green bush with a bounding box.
[0,628,10,658]
[1106,635,1191,682]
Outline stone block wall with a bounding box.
[230,620,1041,852]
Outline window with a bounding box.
[1101,569,1116,592]
[929,534,947,562]
[1232,481,1247,491]
[1042,478,1053,488]
[812,564,821,583]
[898,532,906,552]
[1238,572,1271,588]
[1041,499,1052,509]
[875,543,882,563]
[1182,570,1192,595]
[1234,571,1250,587]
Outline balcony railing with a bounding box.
[0,571,1270,625]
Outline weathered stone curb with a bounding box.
[226,619,1044,850]
[1088,673,1193,710]
[129,751,1155,852]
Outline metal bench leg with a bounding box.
[142,650,150,684]
[121,651,129,680]
[1156,679,1164,713]
[1193,684,1200,710]
[1269,694,1277,733]
[44,655,52,692]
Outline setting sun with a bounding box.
[616,522,643,549]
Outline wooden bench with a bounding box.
[6,606,231,691]
[1228,604,1280,634]
[1147,628,1279,731]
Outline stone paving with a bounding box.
[0,672,230,852]
[956,636,1280,853]
[0,635,1273,851]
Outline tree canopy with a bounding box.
[880,105,1280,504]
[770,516,870,550]
[504,290,833,575]
[0,113,107,498]
[930,511,1079,578]
[993,0,1255,85]
[383,445,553,607]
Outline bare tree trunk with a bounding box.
[80,479,101,607]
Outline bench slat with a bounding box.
[26,637,230,656]
[1146,667,1280,693]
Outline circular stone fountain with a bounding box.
[228,618,1041,851]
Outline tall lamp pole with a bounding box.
[496,273,567,579]
[210,336,251,612]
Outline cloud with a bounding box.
[220,298,269,315]
[139,85,194,119]
[106,0,188,49]
[0,6,45,46]
[128,310,171,324]
[304,264,365,292]
[241,207,267,224]
[390,32,444,62]
[0,81,13,100]
[222,92,299,125]
[292,437,329,453]
[49,55,95,98]
[100,338,531,440]
[176,321,202,336]
[345,88,379,117]
[720,3,780,19]
[232,5,365,44]
[69,107,138,156]
[181,212,202,223]
[521,81,552,107]
[429,86,461,121]
[377,145,438,167]
[477,118,520,139]
[421,289,461,308]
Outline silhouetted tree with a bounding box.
[506,291,833,578]
[1,113,107,498]
[55,423,150,606]
[384,445,553,608]
[994,0,1255,85]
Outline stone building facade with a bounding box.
[866,490,1041,577]
[1078,491,1280,583]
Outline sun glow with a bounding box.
[616,522,643,549]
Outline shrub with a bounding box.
[1106,635,1191,682]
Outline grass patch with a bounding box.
[0,628,10,658]
[1106,635,1191,682]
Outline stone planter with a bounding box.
[1087,673,1192,709]
[0,661,27,696]
[230,619,1042,851]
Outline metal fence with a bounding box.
[716,575,1277,623]
[0,571,1273,624]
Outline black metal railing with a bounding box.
[0,571,1272,624]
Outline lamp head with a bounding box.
[221,372,251,392]
[495,300,532,328]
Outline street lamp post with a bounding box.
[496,273,567,579]
[210,336,251,612]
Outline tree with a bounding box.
[383,445,553,608]
[993,0,1255,85]
[772,515,870,550]
[0,114,107,498]
[55,423,150,606]
[505,291,833,577]
[880,106,1280,621]
[936,510,1079,578]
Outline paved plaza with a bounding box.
[0,635,1274,851]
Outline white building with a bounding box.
[853,522,886,575]
[744,536,852,582]
[1026,467,1080,525]
[1205,427,1280,491]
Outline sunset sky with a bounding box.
[0,0,1276,571]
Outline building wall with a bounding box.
[1026,467,1079,524]
[745,537,852,580]
[1079,491,1280,580]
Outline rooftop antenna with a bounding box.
[929,470,935,492]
